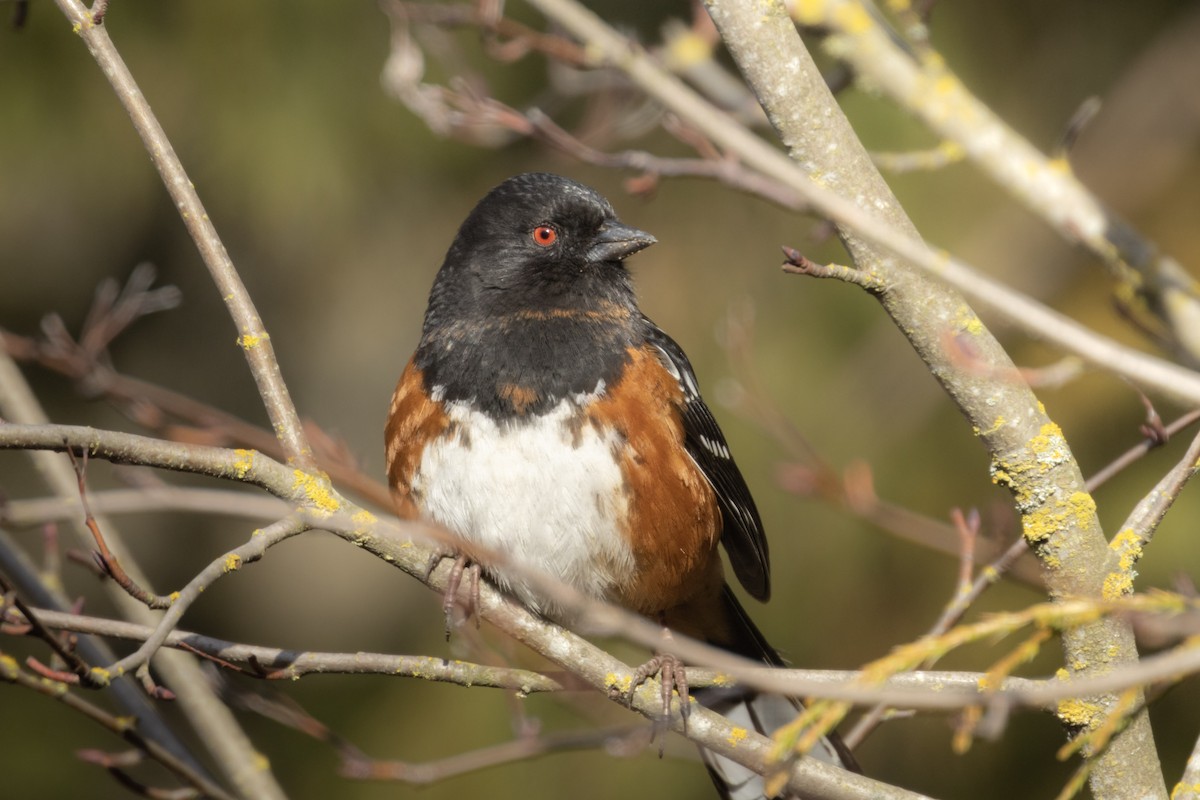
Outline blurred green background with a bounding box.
[3,1,1200,798]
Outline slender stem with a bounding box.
[51,0,316,470]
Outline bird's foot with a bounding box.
[424,548,481,639]
[627,652,690,754]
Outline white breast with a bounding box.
[412,395,634,615]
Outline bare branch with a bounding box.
[5,607,567,690]
[2,487,290,528]
[1087,409,1200,493]
[16,603,1200,715]
[0,653,236,800]
[339,726,654,784]
[104,515,309,689]
[1099,427,1200,601]
[51,0,317,471]
[794,0,1200,363]
[0,351,286,800]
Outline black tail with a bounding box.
[697,586,859,800]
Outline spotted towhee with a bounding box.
[386,173,857,798]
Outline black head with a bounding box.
[422,173,656,327]
[415,173,657,416]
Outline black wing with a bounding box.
[643,319,770,601]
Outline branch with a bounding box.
[6,607,567,690]
[16,604,1200,715]
[105,515,309,690]
[9,419,1199,797]
[1,320,394,511]
[0,350,286,800]
[796,0,1200,363]
[0,654,236,800]
[51,0,316,471]
[0,423,302,500]
[692,2,1161,794]
[2,486,290,528]
[1100,426,1200,600]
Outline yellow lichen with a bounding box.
[1028,422,1069,466]
[979,416,1005,436]
[933,74,957,96]
[1046,157,1072,175]
[231,448,256,479]
[1171,782,1200,800]
[1066,492,1097,527]
[292,470,340,514]
[831,2,873,34]
[351,509,377,528]
[1020,492,1096,547]
[1102,528,1143,600]
[605,673,633,694]
[0,653,19,679]
[1021,506,1057,545]
[938,139,964,160]
[1102,572,1132,600]
[224,553,243,573]
[1109,528,1143,568]
[727,727,748,747]
[236,332,269,350]
[953,305,985,336]
[789,0,827,26]
[1056,698,1103,728]
[663,28,711,70]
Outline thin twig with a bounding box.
[340,726,656,784]
[845,510,1022,750]
[1,322,394,510]
[1086,409,1200,493]
[52,0,317,471]
[0,573,96,685]
[104,515,309,688]
[1100,427,1200,601]
[0,654,236,800]
[2,486,290,528]
[720,303,1042,587]
[781,246,886,292]
[5,606,566,691]
[796,0,1200,364]
[68,449,173,610]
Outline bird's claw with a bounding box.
[628,653,690,753]
[424,549,481,639]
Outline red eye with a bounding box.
[532,225,558,247]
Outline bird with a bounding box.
[385,172,857,798]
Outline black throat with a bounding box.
[415,308,642,417]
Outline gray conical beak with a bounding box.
[587,220,657,263]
